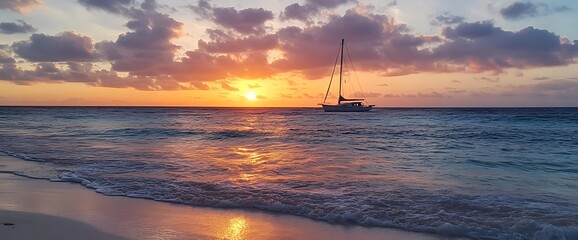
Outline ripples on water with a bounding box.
[1,107,577,240]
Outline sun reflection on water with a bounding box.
[235,147,266,165]
[220,217,248,240]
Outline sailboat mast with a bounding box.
[338,38,344,104]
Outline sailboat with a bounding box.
[320,39,374,112]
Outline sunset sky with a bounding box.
[1,0,577,107]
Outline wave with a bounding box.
[206,129,272,140]
[103,128,203,138]
[47,169,578,240]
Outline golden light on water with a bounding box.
[220,217,248,240]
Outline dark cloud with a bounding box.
[281,3,317,22]
[0,0,40,13]
[190,1,273,34]
[269,12,578,78]
[272,10,440,78]
[501,2,538,19]
[500,2,572,20]
[443,21,495,39]
[309,0,355,8]
[0,62,94,84]
[0,45,16,64]
[188,0,212,18]
[96,9,183,74]
[77,0,133,14]
[0,20,36,34]
[0,3,201,91]
[435,21,578,73]
[198,30,278,53]
[213,7,273,34]
[431,12,464,26]
[281,0,355,22]
[140,0,157,11]
[12,32,98,62]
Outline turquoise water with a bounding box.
[0,107,577,239]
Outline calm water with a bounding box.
[0,107,577,239]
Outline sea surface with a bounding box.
[0,107,577,240]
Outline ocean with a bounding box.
[0,107,577,240]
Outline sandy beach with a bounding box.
[0,154,453,240]
[0,209,128,240]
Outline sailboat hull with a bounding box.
[321,104,373,112]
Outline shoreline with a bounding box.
[0,154,456,240]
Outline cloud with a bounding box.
[213,7,273,34]
[0,45,15,64]
[281,4,317,22]
[477,76,500,82]
[77,0,133,14]
[220,81,238,91]
[355,91,381,97]
[272,10,441,78]
[12,31,98,62]
[191,82,210,90]
[281,0,355,22]
[198,29,278,53]
[500,2,538,19]
[90,5,277,89]
[382,92,448,98]
[140,0,157,11]
[2,2,578,93]
[499,79,578,100]
[190,1,273,34]
[309,0,355,9]
[435,21,578,73]
[96,9,183,73]
[248,83,261,89]
[0,62,94,85]
[0,20,36,34]
[198,9,577,81]
[0,0,41,13]
[431,12,464,26]
[500,2,572,20]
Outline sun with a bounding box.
[245,92,257,101]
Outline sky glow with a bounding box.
[0,0,577,107]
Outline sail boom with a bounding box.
[339,96,365,102]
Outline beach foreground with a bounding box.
[0,155,451,240]
[0,209,128,240]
